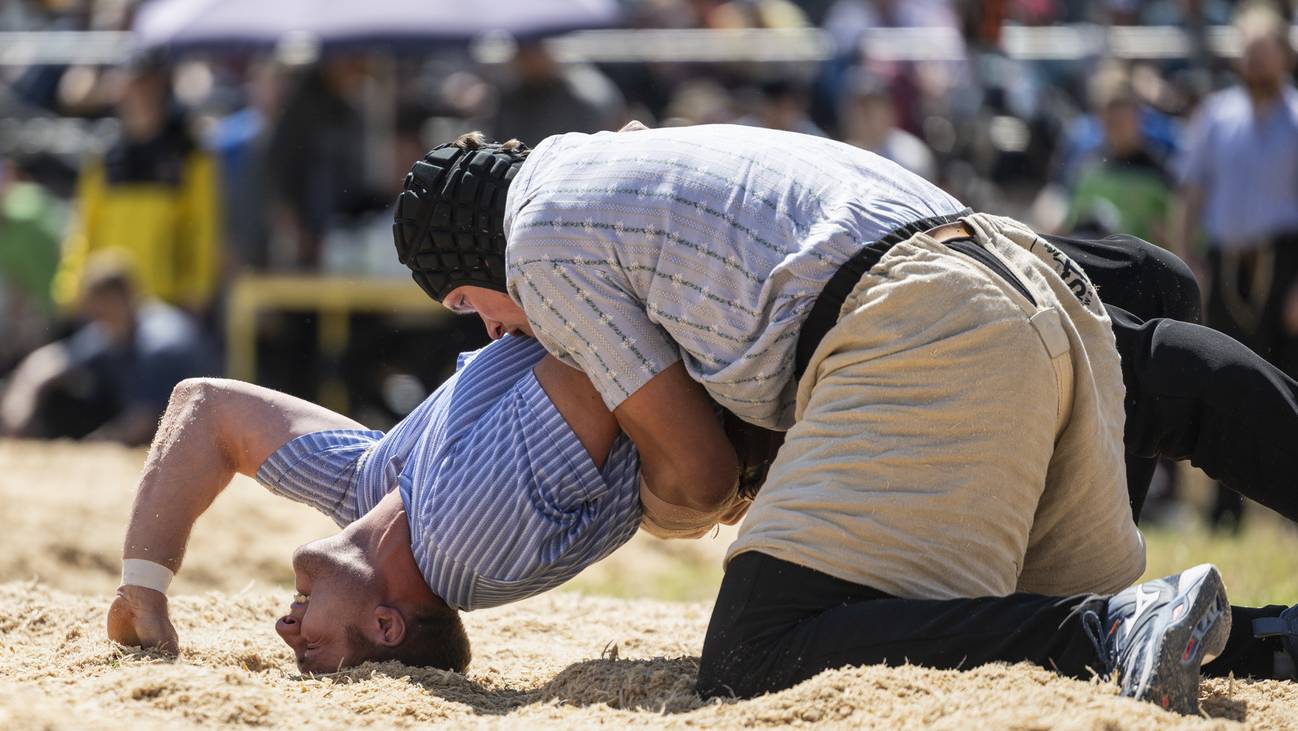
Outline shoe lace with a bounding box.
[1082,608,1116,674]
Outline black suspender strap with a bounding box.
[793,210,972,380]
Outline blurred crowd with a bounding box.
[2,0,1297,528]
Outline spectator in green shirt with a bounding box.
[1067,68,1173,245]
[0,157,65,370]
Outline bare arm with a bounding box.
[614,362,739,514]
[108,378,362,651]
[533,355,620,469]
[538,355,763,539]
[0,342,71,436]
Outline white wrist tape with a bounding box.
[121,559,174,594]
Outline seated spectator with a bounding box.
[1,256,216,445]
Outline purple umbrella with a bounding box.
[133,0,623,52]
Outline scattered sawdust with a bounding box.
[1,582,1296,729]
[0,440,340,596]
[1,439,1296,729]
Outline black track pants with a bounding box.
[1046,233,1298,522]
[697,553,1283,698]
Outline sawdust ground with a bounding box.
[1,439,1296,729]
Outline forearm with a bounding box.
[0,343,70,435]
[121,385,237,571]
[611,362,739,514]
[640,458,737,512]
[534,355,620,468]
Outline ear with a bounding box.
[372,606,407,648]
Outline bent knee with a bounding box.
[1105,234,1202,323]
[696,651,748,699]
[697,640,776,699]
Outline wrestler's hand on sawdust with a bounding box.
[107,585,179,655]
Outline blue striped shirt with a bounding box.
[262,336,642,611]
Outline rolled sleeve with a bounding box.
[254,429,384,527]
[508,250,680,411]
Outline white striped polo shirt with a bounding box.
[505,124,967,429]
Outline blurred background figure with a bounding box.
[1,254,215,445]
[489,42,626,146]
[660,79,736,127]
[1066,64,1174,244]
[734,77,825,136]
[821,0,966,135]
[0,156,65,374]
[266,56,379,270]
[1176,2,1298,532]
[1172,2,1298,531]
[208,59,284,276]
[52,53,219,318]
[838,67,936,180]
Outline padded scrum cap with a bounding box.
[392,139,529,302]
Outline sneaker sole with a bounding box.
[1136,563,1232,716]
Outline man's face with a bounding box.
[80,288,134,345]
[275,536,376,673]
[117,72,167,142]
[1240,34,1291,95]
[1101,99,1142,155]
[443,286,533,340]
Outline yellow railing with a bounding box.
[225,274,449,412]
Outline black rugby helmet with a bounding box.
[392,136,530,302]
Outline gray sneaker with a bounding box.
[1084,564,1231,715]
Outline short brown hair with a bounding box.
[345,604,472,672]
[453,131,530,158]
